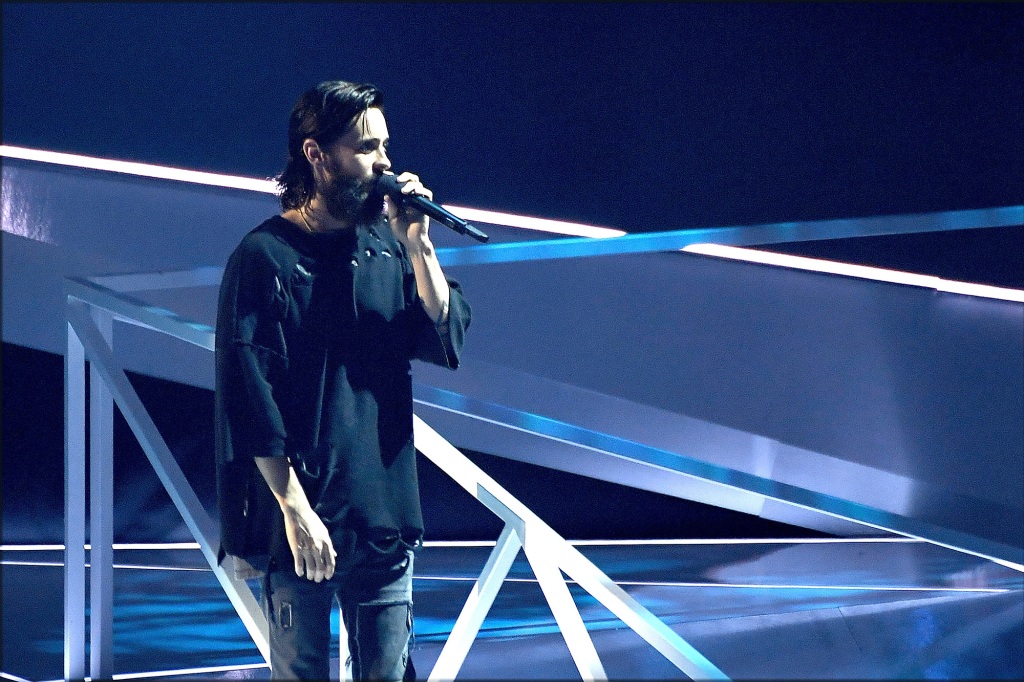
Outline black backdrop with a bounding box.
[3,3,1021,235]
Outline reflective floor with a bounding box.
[2,539,1021,680]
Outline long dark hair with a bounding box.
[276,80,384,210]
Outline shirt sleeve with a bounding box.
[214,242,290,464]
[411,278,472,369]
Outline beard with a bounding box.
[317,158,384,225]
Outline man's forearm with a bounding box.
[406,237,451,324]
[254,456,336,581]
[255,456,311,513]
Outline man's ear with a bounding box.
[302,139,323,166]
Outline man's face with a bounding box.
[316,107,392,223]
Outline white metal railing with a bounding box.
[63,269,729,681]
[64,273,266,681]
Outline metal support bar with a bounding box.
[65,300,270,663]
[66,277,215,351]
[525,539,607,680]
[89,308,114,679]
[63,316,86,681]
[61,271,727,680]
[428,523,524,682]
[556,541,730,680]
[90,265,225,293]
[413,416,729,680]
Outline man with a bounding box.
[214,80,470,680]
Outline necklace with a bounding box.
[298,207,316,233]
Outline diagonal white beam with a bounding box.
[555,540,729,680]
[65,300,269,663]
[414,386,1024,570]
[413,416,729,680]
[428,523,524,682]
[67,277,214,351]
[524,541,608,681]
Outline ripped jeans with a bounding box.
[263,548,416,681]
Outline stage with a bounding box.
[2,24,1023,674]
[3,538,1021,680]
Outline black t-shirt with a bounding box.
[214,215,470,575]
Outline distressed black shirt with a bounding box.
[214,215,470,576]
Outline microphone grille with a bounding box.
[375,173,404,195]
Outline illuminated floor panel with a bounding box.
[2,541,1021,680]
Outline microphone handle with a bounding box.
[403,194,490,243]
[377,174,489,243]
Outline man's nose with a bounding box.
[374,149,391,173]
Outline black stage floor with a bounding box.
[2,539,1022,680]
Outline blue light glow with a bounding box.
[413,386,1024,570]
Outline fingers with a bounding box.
[291,537,337,582]
[384,172,432,244]
[393,172,433,201]
[304,547,325,583]
[322,543,336,581]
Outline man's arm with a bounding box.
[406,237,450,324]
[385,172,450,324]
[254,457,336,582]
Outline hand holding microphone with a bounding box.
[376,173,489,243]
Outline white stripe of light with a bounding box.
[565,537,920,546]
[15,563,1003,592]
[4,145,1020,301]
[0,145,279,193]
[0,538,918,552]
[35,662,270,682]
[8,558,1005,594]
[0,542,201,551]
[442,205,627,238]
[108,663,270,680]
[0,672,34,682]
[0,145,623,239]
[683,243,1024,303]
[1,561,208,571]
[411,576,1009,593]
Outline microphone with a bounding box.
[375,174,489,243]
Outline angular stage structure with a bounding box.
[1,148,1021,680]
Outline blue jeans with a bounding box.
[263,548,416,680]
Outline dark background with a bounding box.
[3,4,1022,238]
[2,2,1022,543]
